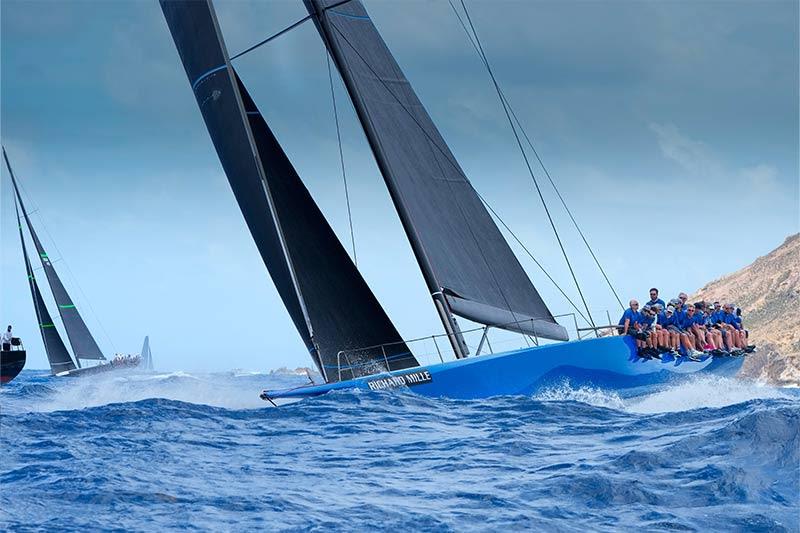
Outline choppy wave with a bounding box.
[1,370,797,531]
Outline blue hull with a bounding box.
[263,336,745,401]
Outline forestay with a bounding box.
[160,0,418,381]
[304,0,569,342]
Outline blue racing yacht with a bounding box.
[159,0,745,403]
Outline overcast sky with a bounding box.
[2,0,797,372]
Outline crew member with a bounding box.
[646,288,666,309]
[618,300,642,336]
[1,325,12,351]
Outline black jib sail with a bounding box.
[12,187,76,374]
[5,149,106,362]
[160,0,418,381]
[304,0,568,344]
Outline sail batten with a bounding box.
[305,0,569,342]
[6,151,106,361]
[160,0,419,381]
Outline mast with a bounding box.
[4,147,105,364]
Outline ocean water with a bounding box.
[1,370,798,532]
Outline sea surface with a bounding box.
[1,369,798,532]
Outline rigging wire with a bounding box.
[326,52,358,265]
[449,0,623,313]
[447,0,624,312]
[506,106,625,311]
[227,0,357,62]
[455,0,597,328]
[477,192,590,326]
[229,15,312,61]
[325,21,593,325]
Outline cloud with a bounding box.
[648,122,723,177]
[739,163,779,191]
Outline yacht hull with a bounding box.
[1,350,26,384]
[262,336,745,402]
[55,359,141,378]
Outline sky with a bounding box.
[1,0,798,372]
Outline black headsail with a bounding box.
[11,184,76,374]
[5,148,106,362]
[304,0,569,352]
[160,0,418,381]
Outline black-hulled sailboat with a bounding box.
[160,0,743,401]
[1,335,26,384]
[4,148,141,377]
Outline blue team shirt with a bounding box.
[672,309,688,329]
[722,312,741,329]
[618,308,642,327]
[640,314,655,328]
[693,313,708,327]
[646,298,666,308]
[659,312,676,328]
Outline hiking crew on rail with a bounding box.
[618,288,755,359]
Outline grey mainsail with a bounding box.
[304,0,569,343]
[5,148,106,362]
[13,190,76,374]
[160,0,418,381]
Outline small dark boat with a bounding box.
[4,148,140,378]
[1,338,26,384]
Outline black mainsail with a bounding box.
[304,0,569,350]
[14,198,77,374]
[160,0,418,381]
[5,150,106,362]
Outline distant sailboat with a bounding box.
[4,148,141,377]
[141,336,154,371]
[160,0,744,401]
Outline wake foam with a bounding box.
[534,382,626,411]
[624,376,791,414]
[25,371,274,413]
[533,376,792,414]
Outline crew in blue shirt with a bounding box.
[709,302,724,325]
[646,288,666,309]
[658,305,681,353]
[670,299,687,327]
[618,300,642,335]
